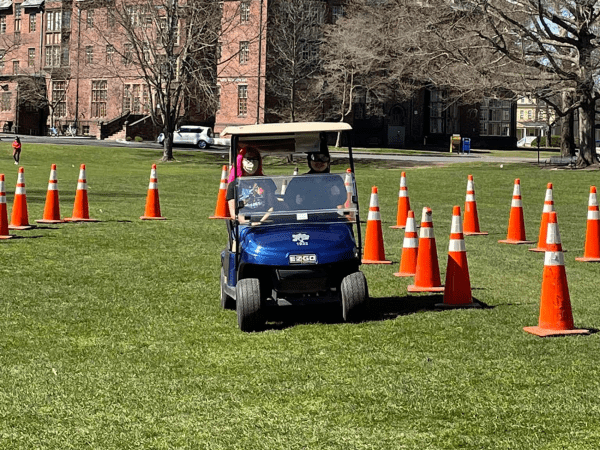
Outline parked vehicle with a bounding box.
[156,125,214,149]
[220,122,368,332]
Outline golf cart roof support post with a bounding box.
[347,130,362,262]
[230,134,242,274]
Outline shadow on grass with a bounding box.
[262,296,492,331]
[369,295,492,321]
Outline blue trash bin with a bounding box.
[462,138,471,154]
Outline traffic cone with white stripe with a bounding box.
[65,164,99,222]
[463,174,487,236]
[0,174,14,239]
[524,211,589,336]
[390,172,410,229]
[362,186,392,264]
[498,179,534,244]
[343,168,353,208]
[408,207,444,292]
[9,167,34,230]
[209,165,229,219]
[394,210,418,277]
[36,164,64,224]
[141,164,166,220]
[529,183,554,252]
[438,206,478,307]
[576,186,600,262]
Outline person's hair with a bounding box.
[227,146,263,182]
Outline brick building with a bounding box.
[0,0,209,139]
[216,0,517,149]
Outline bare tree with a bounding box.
[339,0,600,166]
[266,0,327,122]
[93,0,224,161]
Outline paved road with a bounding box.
[4,133,541,164]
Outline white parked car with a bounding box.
[157,125,214,149]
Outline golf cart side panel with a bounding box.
[238,223,357,266]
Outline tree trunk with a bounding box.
[560,91,575,157]
[162,132,174,161]
[577,96,597,167]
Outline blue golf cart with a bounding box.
[220,123,368,332]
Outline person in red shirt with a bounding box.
[12,136,21,165]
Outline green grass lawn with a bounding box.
[1,144,600,449]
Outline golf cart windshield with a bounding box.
[235,173,357,225]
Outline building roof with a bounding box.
[21,0,44,7]
[221,122,352,137]
[0,0,12,9]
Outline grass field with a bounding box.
[1,143,600,449]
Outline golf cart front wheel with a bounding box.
[341,272,368,322]
[236,278,264,332]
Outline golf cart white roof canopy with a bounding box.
[222,122,352,137]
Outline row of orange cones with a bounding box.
[361,174,592,337]
[0,164,165,239]
[389,172,600,262]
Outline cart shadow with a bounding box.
[263,296,492,331]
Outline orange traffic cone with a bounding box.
[343,168,353,208]
[64,164,99,222]
[407,207,444,292]
[498,179,534,245]
[576,186,600,262]
[524,211,589,336]
[463,175,488,236]
[394,210,418,277]
[36,164,64,224]
[209,165,229,219]
[140,164,166,220]
[438,206,478,307]
[390,172,410,229]
[9,167,34,230]
[362,186,392,264]
[529,183,554,252]
[0,174,14,239]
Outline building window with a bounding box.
[527,110,532,120]
[216,86,221,111]
[86,9,94,28]
[14,5,21,32]
[45,46,61,67]
[85,46,93,64]
[107,10,115,27]
[91,80,107,117]
[519,110,524,119]
[429,89,458,135]
[332,5,344,23]
[0,49,4,68]
[106,44,114,63]
[52,80,66,117]
[123,43,133,64]
[123,83,149,114]
[0,16,6,34]
[240,1,250,23]
[29,13,36,32]
[1,92,11,111]
[12,61,19,74]
[238,85,247,116]
[28,48,34,67]
[479,98,512,137]
[239,41,249,64]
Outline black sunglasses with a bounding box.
[311,154,330,163]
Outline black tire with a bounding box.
[197,140,208,149]
[220,268,235,310]
[341,271,369,322]
[236,278,264,332]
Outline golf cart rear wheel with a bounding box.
[341,272,368,322]
[220,268,235,310]
[236,278,264,332]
